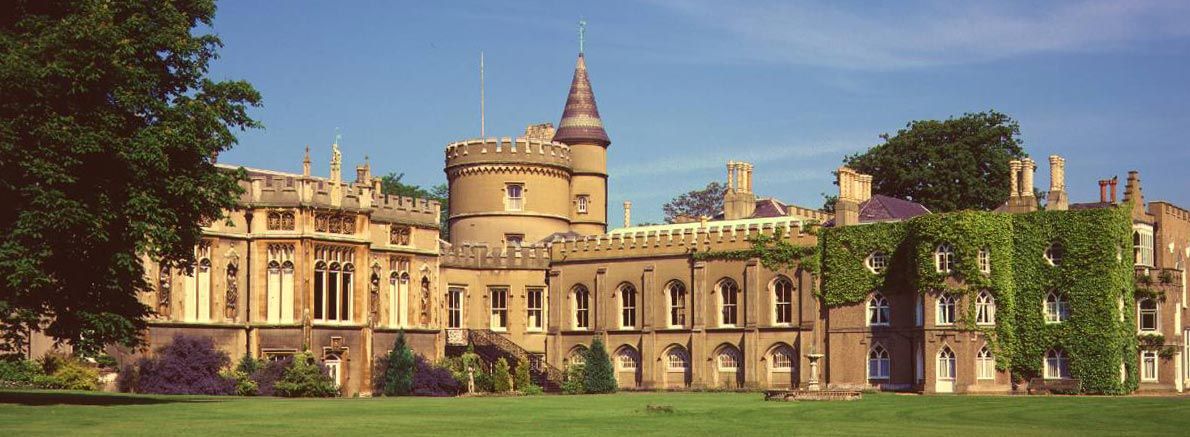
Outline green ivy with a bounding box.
[817,206,1136,394]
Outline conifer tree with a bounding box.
[513,359,533,391]
[582,337,617,394]
[492,358,512,393]
[384,331,414,396]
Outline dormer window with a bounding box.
[1044,242,1063,266]
[505,183,524,211]
[935,243,955,273]
[865,251,888,274]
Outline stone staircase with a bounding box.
[449,329,564,392]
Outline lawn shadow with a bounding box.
[0,390,219,406]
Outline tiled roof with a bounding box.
[859,194,931,222]
[552,54,610,146]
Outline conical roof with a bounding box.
[553,53,610,146]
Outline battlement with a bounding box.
[238,167,440,227]
[558,218,811,261]
[1150,201,1190,224]
[786,205,832,223]
[440,242,551,270]
[444,136,572,171]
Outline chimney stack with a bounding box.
[1098,180,1108,203]
[1046,155,1067,211]
[1009,160,1021,198]
[302,146,311,178]
[1111,176,1120,204]
[835,167,861,226]
[623,201,632,228]
[1021,157,1036,198]
[858,174,872,202]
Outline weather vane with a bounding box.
[578,19,586,53]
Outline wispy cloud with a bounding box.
[612,138,865,178]
[649,0,1190,70]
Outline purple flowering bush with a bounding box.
[134,334,236,395]
[251,356,292,396]
[411,355,461,397]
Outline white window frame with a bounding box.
[1138,298,1159,332]
[770,346,794,372]
[936,293,957,326]
[717,347,741,371]
[773,277,794,326]
[937,346,956,381]
[1141,350,1159,382]
[935,243,955,273]
[868,345,891,380]
[865,251,888,274]
[447,286,464,329]
[1134,225,1155,267]
[505,183,524,211]
[1045,292,1070,323]
[978,248,991,274]
[668,281,686,328]
[718,279,739,327]
[867,293,890,326]
[976,346,995,380]
[666,348,690,372]
[489,287,508,331]
[572,286,590,330]
[526,287,544,331]
[976,291,996,326]
[619,284,637,329]
[576,194,589,214]
[1044,348,1070,379]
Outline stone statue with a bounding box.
[225,250,239,319]
[158,265,171,316]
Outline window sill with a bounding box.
[868,323,890,328]
[976,322,996,326]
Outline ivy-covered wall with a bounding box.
[818,206,1136,394]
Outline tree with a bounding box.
[0,1,261,355]
[380,173,449,240]
[274,351,338,398]
[833,110,1026,213]
[662,182,726,223]
[492,357,512,393]
[513,358,533,392]
[582,337,617,394]
[384,331,414,396]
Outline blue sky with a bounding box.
[209,1,1190,224]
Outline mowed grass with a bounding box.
[2,390,1189,436]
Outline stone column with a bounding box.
[1009,160,1021,197]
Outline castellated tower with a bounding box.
[444,136,574,246]
[553,53,610,236]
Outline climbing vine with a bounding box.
[817,206,1135,394]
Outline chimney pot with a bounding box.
[1098,180,1108,203]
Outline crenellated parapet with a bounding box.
[444,137,572,176]
[557,217,812,261]
[440,243,552,270]
[786,205,832,223]
[231,165,440,228]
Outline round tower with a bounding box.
[444,137,573,245]
[553,53,611,236]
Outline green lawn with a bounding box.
[1,390,1188,436]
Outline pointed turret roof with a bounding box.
[553,53,610,146]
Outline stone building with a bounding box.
[80,49,1190,396]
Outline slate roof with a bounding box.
[552,54,610,146]
[859,194,932,222]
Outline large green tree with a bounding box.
[380,173,449,240]
[0,1,260,355]
[832,111,1026,213]
[661,181,726,224]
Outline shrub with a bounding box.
[0,359,43,388]
[411,356,461,396]
[372,354,389,394]
[35,353,99,391]
[520,384,544,396]
[93,353,118,370]
[582,337,617,394]
[274,351,338,398]
[222,369,257,396]
[135,334,236,395]
[492,358,512,392]
[116,363,137,393]
[250,356,292,397]
[384,331,415,396]
[513,359,535,393]
[235,354,262,376]
[562,363,585,395]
